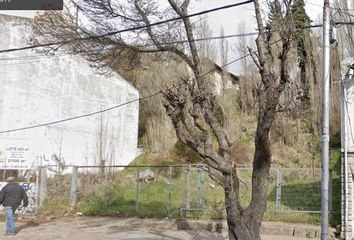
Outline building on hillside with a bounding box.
[180,58,239,96]
[209,62,240,95]
[341,59,354,239]
[0,14,140,173]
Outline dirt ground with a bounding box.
[0,216,318,240]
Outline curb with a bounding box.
[174,219,336,239]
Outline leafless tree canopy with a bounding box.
[33,0,204,73]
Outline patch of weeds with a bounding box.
[37,196,74,220]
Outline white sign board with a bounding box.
[0,146,30,169]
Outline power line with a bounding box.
[0,23,323,63]
[0,0,323,133]
[0,38,285,135]
[0,57,239,134]
[0,93,159,134]
[0,31,260,63]
[307,1,354,12]
[0,0,254,54]
[0,53,69,61]
[306,1,322,8]
[0,56,69,67]
[332,6,354,12]
[333,21,354,26]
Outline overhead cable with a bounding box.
[0,0,254,54]
[0,38,285,134]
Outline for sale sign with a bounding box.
[0,145,30,169]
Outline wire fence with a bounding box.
[40,164,335,221]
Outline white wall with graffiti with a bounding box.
[0,182,36,214]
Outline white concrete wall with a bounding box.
[0,14,139,168]
[343,77,354,152]
[341,59,354,239]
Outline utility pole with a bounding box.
[321,0,330,239]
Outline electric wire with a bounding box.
[0,0,254,54]
[0,31,261,64]
[0,0,324,133]
[307,1,354,12]
[0,38,283,135]
[0,23,323,63]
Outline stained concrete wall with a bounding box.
[341,59,354,239]
[0,14,139,169]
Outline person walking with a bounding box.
[0,176,28,235]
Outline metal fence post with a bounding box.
[183,165,191,218]
[197,168,201,209]
[168,166,172,217]
[200,168,205,209]
[197,168,204,209]
[136,167,140,215]
[329,169,333,223]
[104,166,108,212]
[275,168,282,214]
[70,166,78,207]
[39,166,47,207]
[35,167,40,213]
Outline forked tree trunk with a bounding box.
[224,186,264,240]
[224,169,270,239]
[227,220,261,240]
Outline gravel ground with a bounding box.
[0,216,319,240]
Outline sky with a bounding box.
[0,1,324,32]
[0,1,324,74]
[194,0,323,35]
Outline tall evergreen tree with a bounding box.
[291,0,313,103]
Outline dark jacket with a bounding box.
[0,183,28,208]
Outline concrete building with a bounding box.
[0,14,139,171]
[341,59,354,239]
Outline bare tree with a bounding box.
[96,112,107,175]
[333,0,354,57]
[219,26,229,91]
[32,0,296,239]
[235,20,250,74]
[196,15,216,61]
[219,26,229,70]
[94,111,119,174]
[234,20,258,113]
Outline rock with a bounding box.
[138,169,155,182]
[209,183,216,189]
[46,215,55,221]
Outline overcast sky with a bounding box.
[0,1,323,73]
[0,1,324,31]
[194,0,323,34]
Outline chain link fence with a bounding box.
[39,165,334,221]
